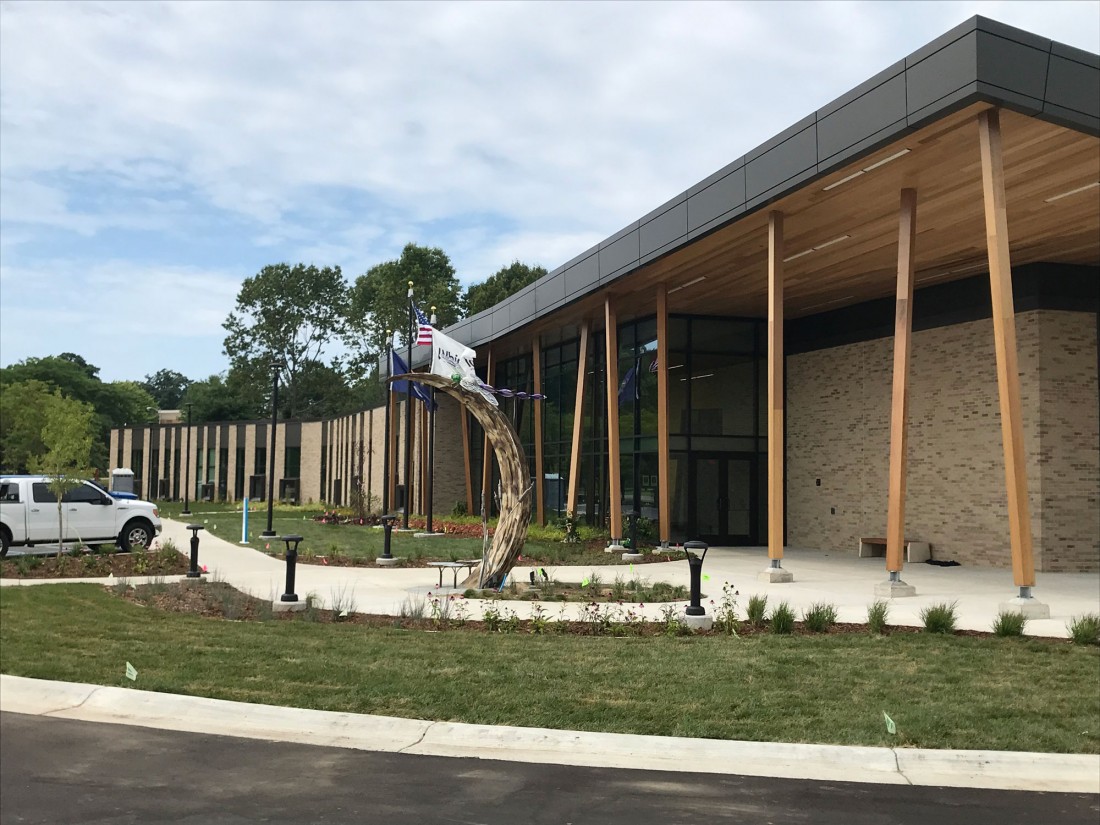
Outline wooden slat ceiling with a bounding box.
[493,103,1100,356]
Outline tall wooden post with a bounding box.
[880,188,919,597]
[566,322,590,517]
[604,298,624,547]
[761,211,793,581]
[978,109,1041,605]
[532,335,546,526]
[656,284,671,546]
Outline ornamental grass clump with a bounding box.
[770,601,796,635]
[802,602,839,633]
[866,599,890,635]
[920,601,959,634]
[746,594,768,628]
[992,610,1028,638]
[1067,613,1100,646]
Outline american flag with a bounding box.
[413,303,433,346]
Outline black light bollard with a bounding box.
[279,535,303,603]
[684,540,709,616]
[186,524,204,579]
[628,510,639,552]
[381,514,397,559]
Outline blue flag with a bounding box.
[617,363,638,407]
[391,350,436,411]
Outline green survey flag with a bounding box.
[125,662,137,682]
[883,711,896,735]
[581,577,590,587]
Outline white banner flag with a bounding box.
[430,328,498,406]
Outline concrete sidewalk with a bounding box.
[3,517,1097,636]
[3,675,1097,794]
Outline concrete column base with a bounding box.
[621,552,645,562]
[272,600,308,613]
[874,579,917,598]
[605,543,625,553]
[375,557,400,567]
[413,532,445,539]
[758,566,794,583]
[681,614,713,631]
[998,596,1051,619]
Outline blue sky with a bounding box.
[2,0,1098,383]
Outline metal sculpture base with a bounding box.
[272,600,308,613]
[375,557,400,567]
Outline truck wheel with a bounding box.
[119,520,154,552]
[0,527,10,558]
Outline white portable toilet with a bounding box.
[111,468,135,494]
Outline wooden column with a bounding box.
[532,335,546,526]
[978,109,1036,588]
[767,211,785,562]
[886,188,918,575]
[566,322,590,516]
[461,410,474,515]
[656,284,671,545]
[481,349,494,515]
[604,298,623,542]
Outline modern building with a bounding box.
[112,17,1099,579]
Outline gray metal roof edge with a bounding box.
[436,16,1098,356]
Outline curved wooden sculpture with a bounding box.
[389,372,531,587]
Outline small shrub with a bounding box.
[867,600,890,635]
[529,603,548,634]
[713,582,740,636]
[399,595,427,620]
[746,593,768,627]
[992,610,1028,637]
[482,602,502,632]
[920,601,958,634]
[450,501,468,517]
[500,607,521,634]
[330,584,357,620]
[770,601,795,634]
[658,604,682,636]
[1067,613,1100,646]
[802,602,839,633]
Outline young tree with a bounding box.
[346,243,463,373]
[462,261,548,317]
[223,263,350,417]
[0,379,56,472]
[30,391,95,554]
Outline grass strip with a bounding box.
[2,584,1097,754]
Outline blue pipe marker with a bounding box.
[240,497,250,545]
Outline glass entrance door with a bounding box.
[691,453,756,545]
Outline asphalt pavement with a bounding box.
[4,712,1097,825]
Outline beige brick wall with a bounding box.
[787,309,1098,572]
[300,422,323,504]
[431,395,468,517]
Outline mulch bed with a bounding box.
[1,548,190,579]
[265,544,686,569]
[107,579,1024,639]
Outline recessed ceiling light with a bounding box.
[783,234,852,262]
[1044,181,1099,203]
[800,295,855,313]
[668,276,707,294]
[782,248,816,262]
[822,170,865,191]
[821,148,911,191]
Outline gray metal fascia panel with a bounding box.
[905,31,978,117]
[472,314,493,344]
[819,60,906,118]
[746,164,820,213]
[745,117,818,202]
[1050,41,1100,69]
[535,272,566,311]
[599,228,640,281]
[974,30,1049,112]
[972,15,1051,52]
[907,82,982,129]
[1045,53,1100,120]
[817,72,907,162]
[639,191,686,226]
[509,287,536,328]
[905,16,978,66]
[564,251,599,296]
[640,201,688,259]
[687,163,745,233]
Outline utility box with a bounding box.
[111,468,134,494]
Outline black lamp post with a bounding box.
[262,359,280,538]
[279,534,303,603]
[186,524,204,578]
[181,402,193,516]
[684,540,709,616]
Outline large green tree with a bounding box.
[223,263,350,417]
[463,260,547,316]
[29,390,96,552]
[0,379,58,472]
[142,369,192,409]
[346,243,462,373]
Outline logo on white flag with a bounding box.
[430,328,498,406]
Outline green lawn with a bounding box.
[3,584,1098,754]
[155,501,673,566]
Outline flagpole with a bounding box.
[633,354,641,536]
[426,306,437,534]
[404,281,413,530]
[382,330,392,514]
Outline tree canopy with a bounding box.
[463,260,547,317]
[142,369,192,409]
[346,243,462,372]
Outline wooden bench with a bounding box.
[858,537,931,564]
[427,560,480,588]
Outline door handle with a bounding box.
[69,507,78,511]
[30,508,40,513]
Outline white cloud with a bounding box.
[1,0,1097,378]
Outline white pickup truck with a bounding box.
[0,475,162,557]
